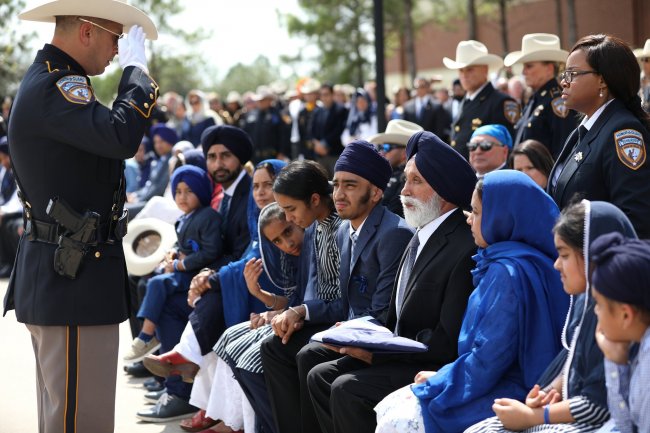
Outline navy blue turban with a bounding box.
[150,124,179,146]
[182,149,207,171]
[591,232,650,310]
[335,140,392,190]
[171,165,213,208]
[406,131,477,209]
[201,125,253,165]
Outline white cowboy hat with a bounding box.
[443,40,503,69]
[299,78,321,95]
[634,39,650,59]
[368,119,424,146]
[122,218,177,276]
[504,33,569,66]
[19,0,158,40]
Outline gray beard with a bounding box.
[401,193,443,228]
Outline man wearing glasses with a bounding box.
[3,1,158,432]
[369,119,423,217]
[467,124,513,177]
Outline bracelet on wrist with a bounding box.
[543,405,551,424]
[288,306,303,319]
[265,293,277,310]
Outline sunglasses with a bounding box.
[375,143,403,153]
[467,140,503,152]
[78,17,124,45]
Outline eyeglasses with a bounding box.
[78,17,124,44]
[375,143,403,153]
[559,69,598,84]
[467,140,503,152]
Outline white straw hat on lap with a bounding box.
[504,33,568,67]
[122,218,177,276]
[443,40,503,69]
[20,0,158,40]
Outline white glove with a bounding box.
[118,25,149,74]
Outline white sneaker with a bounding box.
[123,336,161,365]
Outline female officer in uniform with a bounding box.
[549,34,650,238]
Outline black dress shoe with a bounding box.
[136,392,198,423]
[143,377,165,392]
[124,361,153,378]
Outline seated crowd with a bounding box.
[2,31,650,433]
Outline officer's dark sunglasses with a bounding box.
[78,17,125,44]
[467,140,503,152]
[376,143,402,153]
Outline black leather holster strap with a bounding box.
[26,218,113,244]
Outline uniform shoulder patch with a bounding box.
[551,97,569,118]
[503,100,520,124]
[55,75,95,105]
[614,129,646,170]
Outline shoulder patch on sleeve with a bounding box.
[614,129,646,170]
[503,100,520,124]
[55,75,95,105]
[551,97,569,118]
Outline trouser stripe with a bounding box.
[64,326,79,433]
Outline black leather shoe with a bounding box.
[143,377,165,392]
[144,388,166,404]
[136,392,198,423]
[124,361,153,378]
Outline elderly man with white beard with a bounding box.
[305,131,479,433]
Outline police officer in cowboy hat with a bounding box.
[445,40,520,160]
[3,1,158,432]
[634,39,650,113]
[505,33,579,158]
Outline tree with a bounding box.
[216,56,281,96]
[0,0,34,97]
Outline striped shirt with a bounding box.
[314,212,342,301]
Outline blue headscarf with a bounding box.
[346,88,375,136]
[219,159,288,326]
[471,124,513,149]
[412,170,568,433]
[170,165,212,207]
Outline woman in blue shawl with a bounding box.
[375,170,568,433]
[465,199,637,433]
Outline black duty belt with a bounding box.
[26,218,111,245]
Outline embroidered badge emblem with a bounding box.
[55,75,94,105]
[574,152,583,162]
[503,100,520,124]
[551,97,569,118]
[614,129,646,170]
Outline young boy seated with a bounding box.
[592,232,650,433]
[124,165,223,364]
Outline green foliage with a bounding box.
[0,0,34,97]
[215,56,281,95]
[284,0,376,85]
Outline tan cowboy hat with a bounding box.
[20,0,158,40]
[122,218,177,276]
[634,39,650,59]
[299,78,321,94]
[443,40,503,69]
[504,33,568,66]
[368,119,423,146]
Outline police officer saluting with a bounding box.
[505,33,578,158]
[3,1,158,432]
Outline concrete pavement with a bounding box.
[0,278,187,433]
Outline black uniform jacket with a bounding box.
[403,98,452,143]
[514,78,579,158]
[451,82,520,160]
[376,209,476,367]
[3,44,159,326]
[549,98,650,238]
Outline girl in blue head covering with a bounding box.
[343,88,378,144]
[375,169,569,433]
[465,199,637,433]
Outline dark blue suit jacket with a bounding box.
[176,206,223,272]
[304,205,413,325]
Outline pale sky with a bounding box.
[16,0,312,78]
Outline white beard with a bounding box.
[401,193,443,228]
